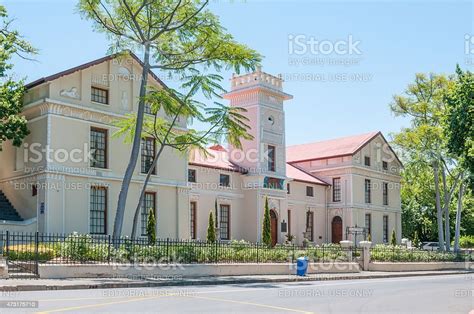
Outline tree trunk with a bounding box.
[130,144,166,239]
[432,160,445,251]
[112,44,151,239]
[454,177,465,252]
[441,167,451,251]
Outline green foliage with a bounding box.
[371,245,468,262]
[390,229,397,246]
[262,197,272,247]
[367,233,372,242]
[390,71,471,250]
[445,66,474,182]
[206,211,216,243]
[412,231,420,248]
[0,5,37,150]
[146,208,156,245]
[6,244,56,262]
[77,0,261,238]
[59,233,94,261]
[459,235,474,248]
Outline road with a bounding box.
[0,274,472,313]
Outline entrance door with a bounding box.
[332,216,343,244]
[270,210,278,246]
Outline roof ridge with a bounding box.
[287,131,379,148]
[25,51,168,90]
[287,163,330,185]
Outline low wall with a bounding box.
[38,262,360,279]
[368,262,472,272]
[0,218,37,233]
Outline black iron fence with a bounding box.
[370,245,473,263]
[0,232,360,265]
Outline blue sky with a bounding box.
[3,0,473,145]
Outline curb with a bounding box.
[0,271,471,292]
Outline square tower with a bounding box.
[223,67,293,178]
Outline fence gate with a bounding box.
[1,232,39,279]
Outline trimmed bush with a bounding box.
[459,235,474,248]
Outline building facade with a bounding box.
[0,54,402,245]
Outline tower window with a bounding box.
[268,145,276,172]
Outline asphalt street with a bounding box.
[0,274,472,313]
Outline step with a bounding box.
[0,190,23,221]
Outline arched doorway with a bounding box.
[332,216,343,244]
[270,210,278,246]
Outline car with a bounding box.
[421,242,443,251]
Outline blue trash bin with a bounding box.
[296,257,308,276]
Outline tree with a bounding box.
[0,5,37,150]
[390,73,462,251]
[412,230,420,248]
[445,66,474,251]
[390,229,397,246]
[445,66,474,181]
[262,197,271,247]
[78,0,261,238]
[146,208,156,244]
[206,211,216,243]
[117,71,253,238]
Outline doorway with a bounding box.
[332,216,343,244]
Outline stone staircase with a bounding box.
[0,190,23,221]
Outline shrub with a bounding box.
[7,244,56,261]
[412,231,420,248]
[390,229,397,246]
[59,233,94,261]
[262,197,271,247]
[459,235,474,248]
[146,208,156,245]
[206,211,216,243]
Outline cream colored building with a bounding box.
[0,53,402,245]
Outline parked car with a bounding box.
[421,242,443,251]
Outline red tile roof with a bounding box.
[286,131,380,163]
[286,164,329,185]
[189,146,246,173]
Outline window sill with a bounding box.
[91,101,110,106]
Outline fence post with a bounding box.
[35,232,39,276]
[5,231,9,259]
[107,235,111,264]
[256,243,259,264]
[292,244,295,263]
[166,238,170,264]
[214,241,218,264]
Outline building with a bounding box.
[0,53,402,245]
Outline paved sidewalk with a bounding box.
[0,270,471,291]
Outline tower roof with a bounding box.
[223,67,293,100]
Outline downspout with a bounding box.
[325,185,330,243]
